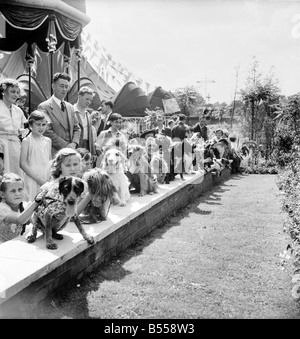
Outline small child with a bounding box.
[20,110,52,201]
[0,172,47,244]
[40,148,90,209]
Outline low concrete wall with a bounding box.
[0,168,231,318]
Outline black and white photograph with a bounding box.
[0,0,300,321]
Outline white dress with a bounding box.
[23,134,52,202]
[0,100,27,177]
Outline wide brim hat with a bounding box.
[140,129,156,139]
[218,138,229,146]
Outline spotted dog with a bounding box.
[26,176,95,250]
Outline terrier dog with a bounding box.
[126,144,158,196]
[26,177,95,250]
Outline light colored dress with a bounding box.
[0,201,24,244]
[0,100,27,177]
[22,133,52,202]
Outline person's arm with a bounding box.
[3,190,48,225]
[69,106,81,148]
[77,192,92,215]
[19,138,47,186]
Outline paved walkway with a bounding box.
[36,174,300,319]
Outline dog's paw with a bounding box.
[119,202,126,206]
[85,235,95,245]
[46,242,58,250]
[26,234,36,243]
[149,192,154,195]
[52,233,64,240]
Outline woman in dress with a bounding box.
[0,78,27,176]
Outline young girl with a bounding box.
[40,148,91,210]
[0,172,47,244]
[20,110,52,202]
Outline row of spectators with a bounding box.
[0,73,240,244]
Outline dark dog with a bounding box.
[26,176,95,250]
[79,168,122,224]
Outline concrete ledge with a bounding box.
[0,168,231,318]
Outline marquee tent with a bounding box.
[111,82,150,117]
[0,0,115,111]
[148,86,181,114]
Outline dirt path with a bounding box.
[35,174,300,319]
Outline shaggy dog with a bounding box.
[79,168,122,224]
[26,177,95,250]
[126,144,158,196]
[101,148,130,206]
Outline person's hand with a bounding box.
[67,142,77,149]
[34,189,48,204]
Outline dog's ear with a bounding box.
[74,178,85,196]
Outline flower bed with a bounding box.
[276,146,300,302]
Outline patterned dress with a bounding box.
[0,202,24,244]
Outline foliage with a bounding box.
[239,57,281,147]
[240,152,278,174]
[173,85,205,117]
[276,145,300,244]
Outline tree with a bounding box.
[240,57,280,147]
[173,85,205,117]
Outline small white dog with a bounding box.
[101,148,130,206]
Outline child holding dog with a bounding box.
[20,110,52,202]
[40,148,92,213]
[0,172,47,243]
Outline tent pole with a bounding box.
[78,59,80,91]
[28,64,32,115]
[50,52,53,96]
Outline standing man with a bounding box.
[97,100,114,136]
[192,115,209,141]
[73,86,96,157]
[154,113,172,137]
[38,72,80,157]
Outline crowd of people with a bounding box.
[0,72,242,245]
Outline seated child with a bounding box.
[0,172,47,244]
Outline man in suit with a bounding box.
[38,72,81,157]
[192,115,208,141]
[73,86,96,157]
[97,100,114,136]
[154,113,172,137]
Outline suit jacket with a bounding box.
[193,123,208,141]
[154,126,172,138]
[38,96,81,157]
[74,107,96,155]
[171,122,188,141]
[97,112,113,136]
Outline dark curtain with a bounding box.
[0,4,82,52]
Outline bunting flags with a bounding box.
[81,28,153,94]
